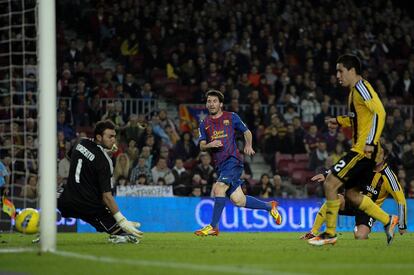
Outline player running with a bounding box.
[309,54,398,246]
[194,90,282,236]
[302,151,407,240]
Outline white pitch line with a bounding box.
[0,248,36,253]
[52,250,306,275]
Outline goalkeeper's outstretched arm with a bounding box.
[102,192,143,238]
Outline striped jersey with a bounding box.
[336,79,386,155]
[198,111,248,167]
[364,163,407,230]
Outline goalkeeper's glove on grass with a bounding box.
[114,212,143,238]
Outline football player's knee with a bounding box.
[231,197,244,207]
[354,231,369,240]
[213,184,226,197]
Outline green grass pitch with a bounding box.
[1,232,413,275]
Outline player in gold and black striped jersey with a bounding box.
[302,159,407,240]
[309,54,399,246]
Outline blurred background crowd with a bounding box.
[1,0,414,200]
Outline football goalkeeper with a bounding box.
[58,120,143,244]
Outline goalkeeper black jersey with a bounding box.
[60,138,113,214]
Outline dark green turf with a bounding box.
[0,232,413,275]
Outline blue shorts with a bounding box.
[216,157,244,197]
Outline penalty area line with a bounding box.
[0,248,36,254]
[52,250,306,275]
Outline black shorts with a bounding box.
[58,199,123,235]
[339,201,374,229]
[355,211,375,229]
[330,150,375,189]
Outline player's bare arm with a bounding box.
[102,191,120,215]
[199,140,223,151]
[103,191,143,238]
[243,130,255,156]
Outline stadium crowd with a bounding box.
[1,0,414,199]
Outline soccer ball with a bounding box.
[15,208,40,234]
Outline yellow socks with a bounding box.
[325,199,340,236]
[358,195,390,225]
[311,203,327,234]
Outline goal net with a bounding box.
[0,0,39,233]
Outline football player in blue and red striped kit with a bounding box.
[195,90,282,236]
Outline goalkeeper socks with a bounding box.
[325,199,340,236]
[358,195,389,225]
[210,197,226,228]
[245,196,272,211]
[311,202,327,234]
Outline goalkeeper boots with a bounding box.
[194,225,219,236]
[108,234,140,244]
[300,231,316,240]
[384,215,398,245]
[308,232,337,246]
[270,201,282,225]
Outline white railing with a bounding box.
[59,97,158,117]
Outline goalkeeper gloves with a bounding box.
[113,212,143,238]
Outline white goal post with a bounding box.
[38,0,57,252]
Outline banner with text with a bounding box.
[116,185,173,197]
[77,198,414,233]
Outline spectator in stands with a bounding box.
[58,153,70,187]
[171,158,191,196]
[125,139,139,167]
[401,141,414,182]
[140,82,155,99]
[309,141,329,172]
[140,145,155,170]
[57,69,73,97]
[291,117,307,154]
[262,126,281,172]
[383,115,398,141]
[303,124,321,153]
[0,158,10,196]
[151,157,174,185]
[173,132,198,162]
[123,73,140,98]
[123,114,146,145]
[402,118,414,142]
[313,101,330,132]
[57,111,75,141]
[407,179,414,198]
[322,126,339,153]
[149,114,170,146]
[87,94,103,126]
[57,98,73,125]
[192,152,216,195]
[283,104,299,124]
[120,33,139,58]
[114,83,129,99]
[20,174,38,199]
[190,185,202,197]
[272,174,297,198]
[72,78,90,126]
[257,173,274,198]
[135,174,149,186]
[64,39,82,67]
[130,156,152,185]
[113,64,125,85]
[331,143,346,165]
[113,153,131,186]
[301,91,321,124]
[393,132,407,158]
[57,131,70,160]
